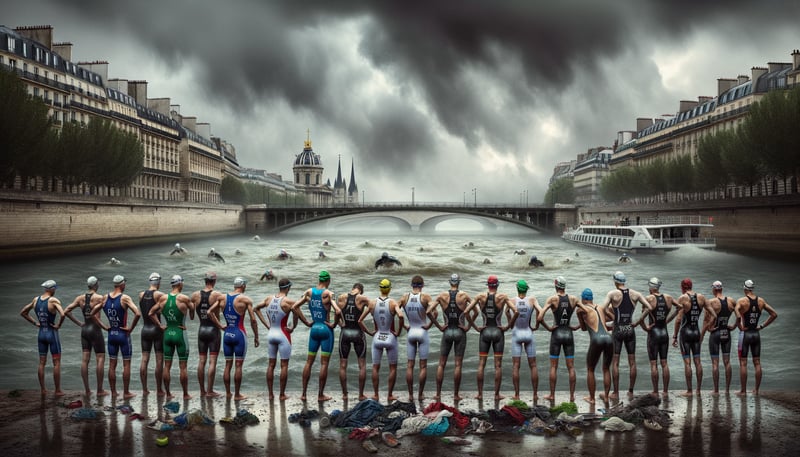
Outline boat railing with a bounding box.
[583,215,713,226]
[659,237,716,245]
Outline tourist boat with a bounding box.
[561,215,715,252]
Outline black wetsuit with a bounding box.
[709,297,733,357]
[679,293,702,358]
[81,293,105,354]
[339,293,366,359]
[586,305,613,370]
[646,294,670,361]
[549,294,575,359]
[441,290,467,358]
[738,296,762,358]
[139,290,163,353]
[478,294,504,356]
[613,289,636,355]
[197,290,221,355]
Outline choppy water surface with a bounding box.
[2,219,797,394]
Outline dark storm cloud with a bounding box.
[6,0,800,198]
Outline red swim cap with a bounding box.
[681,278,693,292]
[487,275,499,287]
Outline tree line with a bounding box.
[598,85,800,203]
[221,176,311,206]
[1,68,143,195]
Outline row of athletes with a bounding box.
[21,269,776,406]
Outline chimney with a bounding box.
[793,49,800,70]
[196,122,211,139]
[698,96,713,104]
[128,80,148,106]
[77,61,108,85]
[636,118,654,132]
[181,116,197,132]
[170,104,181,115]
[679,100,699,112]
[107,78,128,94]
[751,66,768,83]
[767,62,789,73]
[14,25,53,49]
[717,78,737,96]
[737,74,750,85]
[52,42,72,61]
[148,97,171,116]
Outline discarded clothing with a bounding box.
[173,409,214,427]
[147,420,174,431]
[500,405,526,425]
[607,394,671,428]
[116,405,133,415]
[601,416,636,432]
[220,409,260,427]
[348,426,379,441]
[163,401,180,413]
[333,399,384,428]
[423,402,469,429]
[396,416,434,438]
[70,408,98,420]
[421,417,450,436]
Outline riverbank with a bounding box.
[0,190,244,260]
[1,389,796,456]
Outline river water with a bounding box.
[2,219,797,395]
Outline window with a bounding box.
[7,37,14,51]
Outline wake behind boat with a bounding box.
[562,215,715,253]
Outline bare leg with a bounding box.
[601,351,612,402]
[122,359,136,399]
[753,357,762,395]
[207,354,220,397]
[38,355,47,395]
[681,357,693,396]
[234,359,246,400]
[529,356,538,402]
[223,359,233,398]
[650,360,659,395]
[493,355,504,400]
[96,353,108,396]
[81,351,92,394]
[711,357,720,394]
[660,359,670,396]
[108,358,118,396]
[372,363,381,399]
[279,359,289,400]
[453,356,464,401]
[198,353,208,397]
[339,356,349,399]
[723,355,732,393]
[357,357,367,400]
[475,355,487,399]
[163,359,174,398]
[301,354,316,401]
[154,352,164,396]
[585,360,597,404]
[387,363,398,402]
[267,358,277,399]
[544,358,558,401]
[418,359,428,400]
[435,355,447,400]
[692,356,703,395]
[566,357,576,402]
[512,357,521,399]
[406,359,415,401]
[179,360,191,399]
[611,354,621,398]
[318,355,332,402]
[139,351,151,394]
[627,353,637,395]
[52,356,64,397]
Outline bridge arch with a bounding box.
[418,214,498,232]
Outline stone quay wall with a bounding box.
[0,191,244,259]
[577,194,800,256]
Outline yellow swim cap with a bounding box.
[379,278,392,289]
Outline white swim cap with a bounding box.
[87,276,99,288]
[613,271,627,284]
[648,277,662,289]
[41,279,57,290]
[555,276,567,289]
[148,272,161,283]
[174,243,181,249]
[170,275,183,286]
[744,279,755,291]
[113,275,126,285]
[712,281,723,290]
[233,277,247,287]
[449,273,461,285]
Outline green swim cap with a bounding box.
[319,270,331,282]
[516,280,529,292]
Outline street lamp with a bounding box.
[362,190,365,207]
[412,186,415,206]
[472,188,477,207]
[463,191,466,207]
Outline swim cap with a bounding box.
[411,275,424,288]
[233,277,247,287]
[449,273,461,285]
[379,278,392,289]
[41,279,57,290]
[204,271,217,281]
[613,271,626,284]
[487,275,500,287]
[174,243,181,249]
[581,288,593,301]
[87,276,98,288]
[170,275,183,286]
[681,278,693,291]
[516,280,529,293]
[319,270,331,282]
[382,252,389,258]
[648,277,662,290]
[113,275,126,285]
[148,272,161,283]
[712,280,723,290]
[744,279,755,291]
[555,276,567,289]
[209,248,215,253]
[278,278,292,289]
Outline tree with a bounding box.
[0,68,51,186]
[695,132,729,194]
[86,119,143,195]
[544,177,575,205]
[720,128,763,196]
[220,175,247,204]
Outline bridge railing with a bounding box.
[246,202,558,210]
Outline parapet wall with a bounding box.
[0,191,244,259]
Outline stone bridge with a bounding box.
[244,204,577,234]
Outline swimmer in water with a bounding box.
[108,257,122,266]
[528,256,544,267]
[235,249,243,256]
[208,248,225,263]
[618,253,631,263]
[260,269,276,281]
[375,252,402,269]
[252,235,261,241]
[514,249,527,255]
[482,258,492,265]
[170,243,188,255]
[277,249,292,261]
[322,240,329,246]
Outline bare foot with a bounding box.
[97,390,109,397]
[433,394,441,401]
[54,390,65,397]
[608,392,619,400]
[583,396,595,404]
[627,390,634,397]
[453,394,463,401]
[387,395,398,403]
[206,391,221,398]
[85,390,92,397]
[342,393,348,401]
[165,392,174,399]
[234,394,247,401]
[318,395,332,402]
[751,389,759,396]
[650,391,659,398]
[183,394,192,400]
[417,394,425,402]
[680,390,693,397]
[569,395,575,402]
[542,394,555,402]
[695,389,702,396]
[533,394,539,402]
[143,389,150,395]
[474,393,483,400]
[40,389,48,396]
[358,394,367,401]
[599,393,608,403]
[495,394,505,401]
[157,390,166,398]
[110,390,118,397]
[226,392,234,399]
[123,391,137,399]
[512,395,520,400]
[279,394,290,401]
[711,390,720,396]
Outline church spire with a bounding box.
[334,154,344,189]
[348,158,358,194]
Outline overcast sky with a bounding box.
[5,0,799,203]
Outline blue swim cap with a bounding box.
[581,288,593,301]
